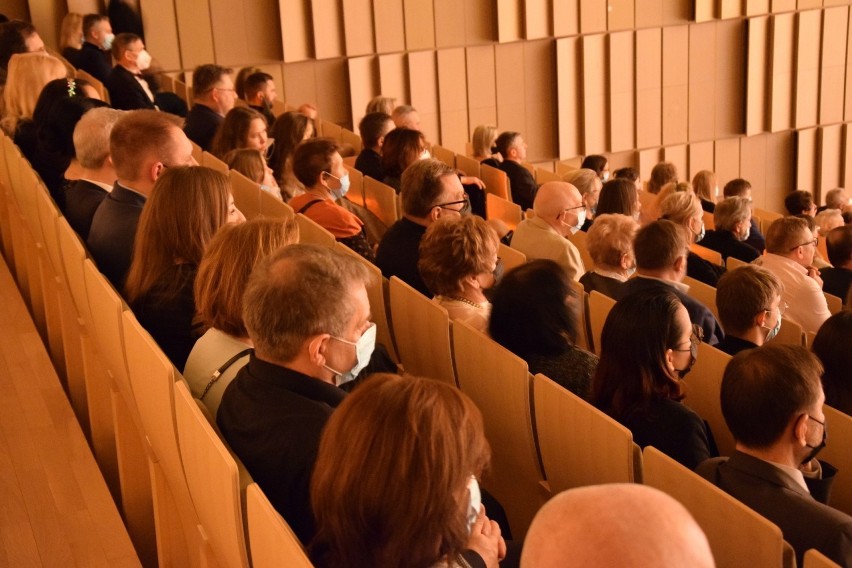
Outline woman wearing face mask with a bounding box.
[289,138,376,261]
[418,216,501,333]
[580,154,610,182]
[563,168,602,232]
[590,290,719,469]
[579,214,639,299]
[699,196,761,264]
[309,373,506,568]
[659,189,726,287]
[489,260,598,399]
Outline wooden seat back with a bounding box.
[588,291,616,356]
[682,342,735,457]
[246,483,314,568]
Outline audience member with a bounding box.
[391,103,420,130]
[785,190,818,217]
[715,266,784,356]
[310,374,505,568]
[692,170,718,213]
[591,290,718,468]
[1,52,66,137]
[822,188,850,211]
[722,177,766,252]
[521,484,714,568]
[77,14,113,82]
[660,190,726,287]
[217,244,373,543]
[104,32,156,110]
[647,161,677,194]
[59,13,83,65]
[697,344,852,567]
[418,216,500,332]
[596,177,640,220]
[580,154,609,182]
[125,166,244,368]
[797,212,831,270]
[563,168,601,231]
[210,106,268,158]
[618,220,724,344]
[184,217,298,416]
[613,166,641,192]
[511,181,585,281]
[821,224,852,301]
[354,111,393,181]
[0,19,44,78]
[700,196,761,263]
[365,95,396,115]
[64,107,122,239]
[234,65,261,99]
[183,64,235,151]
[88,110,196,288]
[811,311,852,416]
[268,110,312,199]
[756,217,831,334]
[224,148,281,199]
[107,0,144,39]
[494,131,537,211]
[381,127,428,192]
[815,209,844,240]
[289,138,375,261]
[243,71,276,125]
[490,260,598,398]
[376,159,469,296]
[472,124,499,163]
[579,213,638,298]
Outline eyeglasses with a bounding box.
[672,323,703,354]
[436,195,469,211]
[213,87,236,94]
[761,301,788,316]
[789,237,818,251]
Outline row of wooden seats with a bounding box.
[0,132,311,567]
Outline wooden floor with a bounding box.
[0,255,140,567]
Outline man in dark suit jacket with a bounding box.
[494,131,538,212]
[700,196,761,264]
[722,178,766,253]
[822,224,852,303]
[354,111,393,181]
[104,33,157,111]
[76,14,113,82]
[618,219,724,345]
[87,110,196,289]
[183,64,236,151]
[696,344,852,567]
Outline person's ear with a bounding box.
[307,333,331,367]
[793,413,810,447]
[673,254,686,274]
[664,347,676,372]
[377,135,385,148]
[755,309,768,329]
[619,253,631,271]
[429,206,442,222]
[150,161,164,181]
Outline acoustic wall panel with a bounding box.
[525,0,550,39]
[662,26,689,145]
[437,48,470,153]
[497,0,523,42]
[434,0,467,48]
[556,37,583,159]
[465,0,497,45]
[688,141,715,179]
[553,0,579,37]
[495,42,527,135]
[662,0,692,24]
[374,0,406,54]
[141,0,182,70]
[580,0,607,34]
[846,8,852,121]
[695,0,715,22]
[798,0,823,7]
[636,28,663,149]
[689,23,717,142]
[404,0,436,51]
[608,0,635,30]
[843,124,852,190]
[746,17,769,136]
[343,0,376,56]
[638,148,663,183]
[279,0,310,62]
[609,31,636,152]
[523,40,557,161]
[408,51,441,143]
[764,131,794,212]
[634,0,663,29]
[715,20,745,138]
[820,7,849,124]
[714,137,741,189]
[466,45,497,132]
[796,127,819,191]
[311,0,345,60]
[772,0,796,11]
[663,145,688,179]
[819,124,843,195]
[582,34,608,154]
[794,10,821,129]
[739,134,769,203]
[378,53,408,103]
[176,0,216,68]
[746,0,770,16]
[314,59,352,126]
[348,57,377,130]
[769,13,795,132]
[720,0,743,19]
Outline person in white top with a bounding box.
[756,216,831,334]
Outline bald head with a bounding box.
[521,484,715,568]
[533,181,583,235]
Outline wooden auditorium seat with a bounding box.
[587,290,616,356]
[480,163,512,202]
[681,342,735,457]
[498,242,526,273]
[363,177,399,228]
[296,213,336,248]
[821,406,852,517]
[246,483,314,568]
[682,275,719,320]
[202,151,229,174]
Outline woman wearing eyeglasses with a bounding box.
[590,289,719,470]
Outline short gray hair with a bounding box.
[713,196,751,232]
[242,244,371,361]
[74,107,123,169]
[562,168,599,196]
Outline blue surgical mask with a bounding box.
[763,313,782,342]
[693,220,706,243]
[325,171,351,200]
[324,323,376,387]
[466,475,482,535]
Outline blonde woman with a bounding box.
[659,190,726,287]
[59,13,84,64]
[471,124,499,162]
[1,51,67,136]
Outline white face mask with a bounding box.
[466,475,482,535]
[740,225,751,242]
[420,149,431,160]
[601,170,611,182]
[323,323,376,387]
[572,209,586,234]
[102,32,115,51]
[135,49,152,71]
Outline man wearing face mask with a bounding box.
[715,265,784,356]
[217,244,375,545]
[697,344,852,567]
[105,32,157,111]
[77,14,114,82]
[700,196,761,263]
[289,138,375,262]
[511,181,586,282]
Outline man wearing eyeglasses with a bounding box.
[183,64,236,151]
[698,344,851,568]
[755,216,831,334]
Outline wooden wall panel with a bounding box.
[715,20,745,137]
[820,7,848,124]
[523,40,557,161]
[465,46,497,132]
[378,54,408,103]
[819,124,843,196]
[141,0,182,70]
[582,34,608,154]
[464,0,496,45]
[638,148,663,182]
[695,0,715,22]
[27,0,62,51]
[769,13,795,132]
[662,26,689,145]
[846,9,852,121]
[796,127,819,191]
[739,134,768,202]
[764,131,794,211]
[609,31,636,152]
[314,60,352,126]
[497,0,523,42]
[348,57,377,130]
[608,0,635,30]
[556,37,583,159]
[663,145,688,178]
[662,0,692,25]
[525,0,550,38]
[437,49,470,153]
[798,0,823,8]
[580,0,607,33]
[434,0,467,48]
[714,137,741,189]
[689,23,717,142]
[746,17,769,135]
[746,0,771,16]
[408,51,441,143]
[771,0,796,12]
[634,0,663,28]
[720,0,744,19]
[279,0,310,62]
[794,10,821,129]
[688,141,715,179]
[176,0,216,68]
[374,0,406,54]
[636,28,663,149]
[843,124,852,190]
[343,0,376,56]
[404,0,436,51]
[553,0,579,37]
[495,42,527,136]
